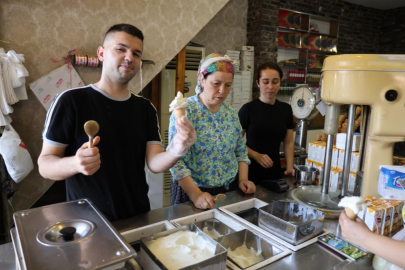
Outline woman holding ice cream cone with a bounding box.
[169,53,256,209]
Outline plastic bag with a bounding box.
[0,124,33,183]
[166,116,196,157]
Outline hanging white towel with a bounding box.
[1,61,19,105]
[7,50,29,89]
[0,62,14,115]
[13,77,28,100]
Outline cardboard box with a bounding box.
[351,152,360,173]
[390,201,403,233]
[337,149,345,170]
[241,51,254,57]
[241,46,254,51]
[331,147,339,169]
[348,172,356,193]
[308,141,318,161]
[315,142,326,164]
[314,163,324,186]
[364,206,384,234]
[336,133,361,151]
[329,169,340,192]
[364,196,379,202]
[240,61,254,71]
[380,203,395,235]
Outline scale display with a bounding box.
[290,86,316,120]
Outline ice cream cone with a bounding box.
[174,108,186,119]
[345,207,357,220]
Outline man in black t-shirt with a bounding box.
[38,24,196,221]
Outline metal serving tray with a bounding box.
[217,229,286,270]
[258,201,325,245]
[171,209,291,269]
[171,209,246,233]
[219,199,328,252]
[140,223,227,270]
[121,220,175,244]
[10,228,24,270]
[120,221,175,269]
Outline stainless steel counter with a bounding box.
[113,178,374,270]
[0,242,16,270]
[0,178,374,270]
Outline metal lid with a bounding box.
[322,54,405,71]
[13,199,135,270]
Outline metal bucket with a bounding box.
[294,165,316,185]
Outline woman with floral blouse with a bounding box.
[169,53,256,209]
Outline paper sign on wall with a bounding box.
[29,64,84,110]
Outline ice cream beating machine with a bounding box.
[321,54,405,196]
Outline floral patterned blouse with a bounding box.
[169,94,250,188]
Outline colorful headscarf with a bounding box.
[195,53,239,94]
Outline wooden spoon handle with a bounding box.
[89,136,94,148]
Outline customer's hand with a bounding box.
[192,192,216,209]
[74,136,101,175]
[339,211,371,248]
[254,153,273,168]
[239,180,256,194]
[166,116,197,157]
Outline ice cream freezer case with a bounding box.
[1,185,374,270]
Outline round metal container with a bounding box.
[37,219,97,246]
[295,165,316,185]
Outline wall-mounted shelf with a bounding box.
[277,8,339,128]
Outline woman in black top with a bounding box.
[238,63,295,184]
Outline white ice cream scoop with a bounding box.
[169,92,188,112]
[338,196,366,220]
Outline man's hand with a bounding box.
[254,153,273,168]
[74,136,101,175]
[239,180,256,194]
[191,192,216,209]
[166,116,197,157]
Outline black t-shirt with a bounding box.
[238,99,294,183]
[42,85,162,221]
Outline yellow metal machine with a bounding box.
[321,54,405,196]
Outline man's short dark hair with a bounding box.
[104,24,144,42]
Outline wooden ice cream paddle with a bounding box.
[84,120,99,148]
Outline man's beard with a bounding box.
[116,64,140,84]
